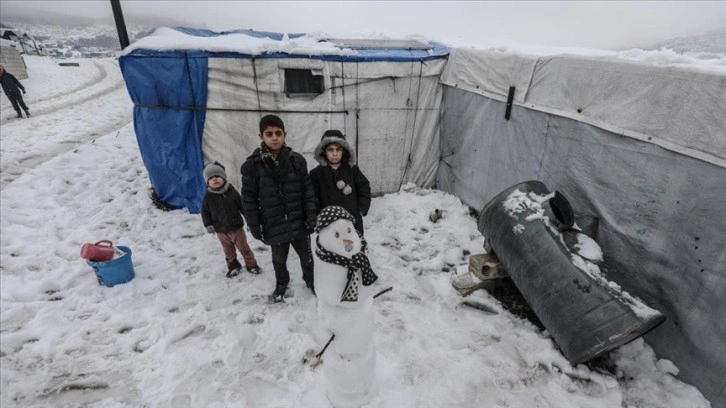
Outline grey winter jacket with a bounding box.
[201,184,246,233]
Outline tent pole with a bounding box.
[341,61,347,132]
[355,62,360,161]
[110,0,130,50]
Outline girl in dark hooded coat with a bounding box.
[309,130,372,235]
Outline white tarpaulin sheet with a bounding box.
[440,49,726,168]
[201,57,446,194]
[440,48,539,105]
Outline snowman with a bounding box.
[313,206,378,408]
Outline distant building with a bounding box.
[1,28,44,56]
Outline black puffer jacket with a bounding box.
[309,163,371,234]
[200,185,246,233]
[240,147,317,245]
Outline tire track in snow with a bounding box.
[3,60,126,122]
[0,60,112,125]
[0,63,134,188]
[24,60,108,106]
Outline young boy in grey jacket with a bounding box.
[201,162,261,278]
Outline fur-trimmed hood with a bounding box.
[313,130,357,166]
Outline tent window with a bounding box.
[284,69,324,98]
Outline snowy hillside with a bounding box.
[0,21,152,58]
[0,57,712,407]
[652,27,726,54]
[3,20,726,71]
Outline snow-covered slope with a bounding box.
[0,56,130,187]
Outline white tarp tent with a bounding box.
[201,56,447,198]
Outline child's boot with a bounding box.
[226,259,242,278]
[246,265,262,274]
[305,280,316,296]
[271,283,287,302]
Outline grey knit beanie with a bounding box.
[203,161,227,182]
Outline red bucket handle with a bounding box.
[94,240,113,247]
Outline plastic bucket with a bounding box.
[86,246,135,287]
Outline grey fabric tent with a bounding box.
[437,48,726,406]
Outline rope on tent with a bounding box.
[355,61,360,158]
[252,57,262,119]
[132,104,348,115]
[340,61,347,132]
[183,50,205,170]
[399,58,424,187]
[398,59,415,187]
[184,52,196,108]
[326,76,397,91]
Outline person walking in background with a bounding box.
[201,161,262,278]
[0,65,31,119]
[240,114,318,302]
[310,130,371,236]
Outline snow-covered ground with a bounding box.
[0,57,129,187]
[0,56,711,407]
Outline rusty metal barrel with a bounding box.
[477,180,665,364]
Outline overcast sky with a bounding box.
[2,1,726,49]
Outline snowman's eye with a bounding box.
[347,227,351,233]
[335,232,340,238]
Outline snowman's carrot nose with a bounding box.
[343,239,354,246]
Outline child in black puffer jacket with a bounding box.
[201,161,261,278]
[240,115,318,301]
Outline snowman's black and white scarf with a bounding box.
[315,235,378,302]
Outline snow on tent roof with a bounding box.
[323,38,433,50]
[122,26,449,62]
